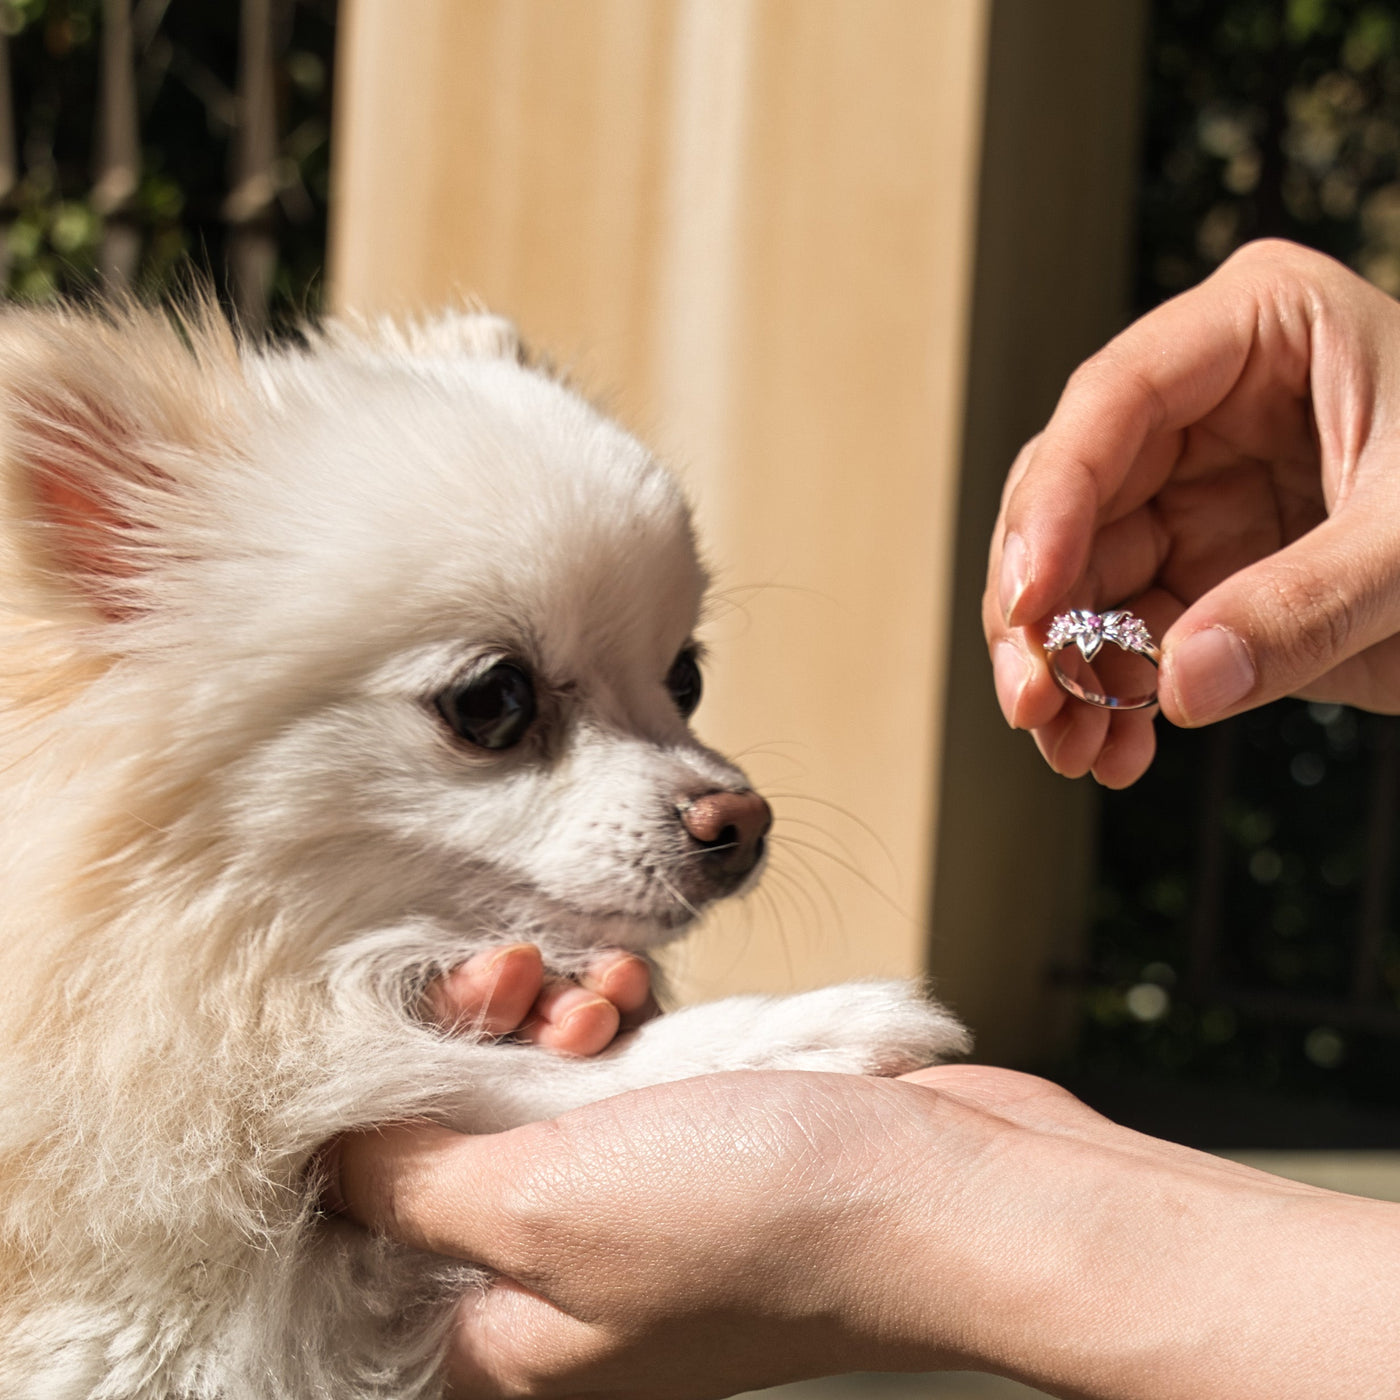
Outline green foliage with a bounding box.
[1085,705,1400,1106]
[1075,0,1400,1120]
[1142,0,1400,300]
[0,0,335,319]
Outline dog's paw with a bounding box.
[737,980,970,1075]
[630,980,970,1079]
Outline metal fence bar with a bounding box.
[226,0,278,336]
[94,0,140,287]
[88,0,285,326]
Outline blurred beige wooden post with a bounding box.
[330,0,1144,1064]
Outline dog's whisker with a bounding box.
[719,740,811,767]
[652,867,703,923]
[766,843,843,935]
[762,791,899,874]
[649,843,738,869]
[770,834,910,920]
[754,863,828,949]
[761,813,865,870]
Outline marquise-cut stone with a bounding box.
[1046,607,1154,658]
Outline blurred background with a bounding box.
[11,0,1400,1157]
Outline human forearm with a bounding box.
[887,1108,1400,1399]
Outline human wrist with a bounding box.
[890,1119,1400,1399]
[767,1084,1046,1376]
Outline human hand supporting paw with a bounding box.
[332,1063,1400,1400]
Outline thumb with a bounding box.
[333,1119,531,1268]
[1160,506,1400,725]
[332,1124,615,1400]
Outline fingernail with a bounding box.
[457,944,533,992]
[581,950,627,981]
[583,955,629,998]
[1090,744,1115,787]
[556,993,614,1037]
[999,533,1031,623]
[992,641,1032,726]
[1166,627,1255,724]
[562,994,610,1022]
[463,946,509,977]
[1032,724,1064,774]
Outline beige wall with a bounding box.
[930,0,1146,1061]
[330,0,1144,1061]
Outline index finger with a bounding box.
[996,242,1301,628]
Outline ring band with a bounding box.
[1044,608,1161,711]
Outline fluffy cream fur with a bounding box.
[0,302,968,1398]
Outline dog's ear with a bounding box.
[397,308,523,361]
[0,305,240,623]
[326,306,526,364]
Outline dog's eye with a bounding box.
[436,662,537,750]
[665,647,703,719]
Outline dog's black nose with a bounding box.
[678,789,772,877]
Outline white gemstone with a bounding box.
[1047,607,1153,655]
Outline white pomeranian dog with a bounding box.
[0,301,968,1398]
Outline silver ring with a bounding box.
[1044,608,1161,711]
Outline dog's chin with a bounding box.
[448,856,766,959]
[557,907,696,953]
[458,885,704,957]
[529,898,700,954]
